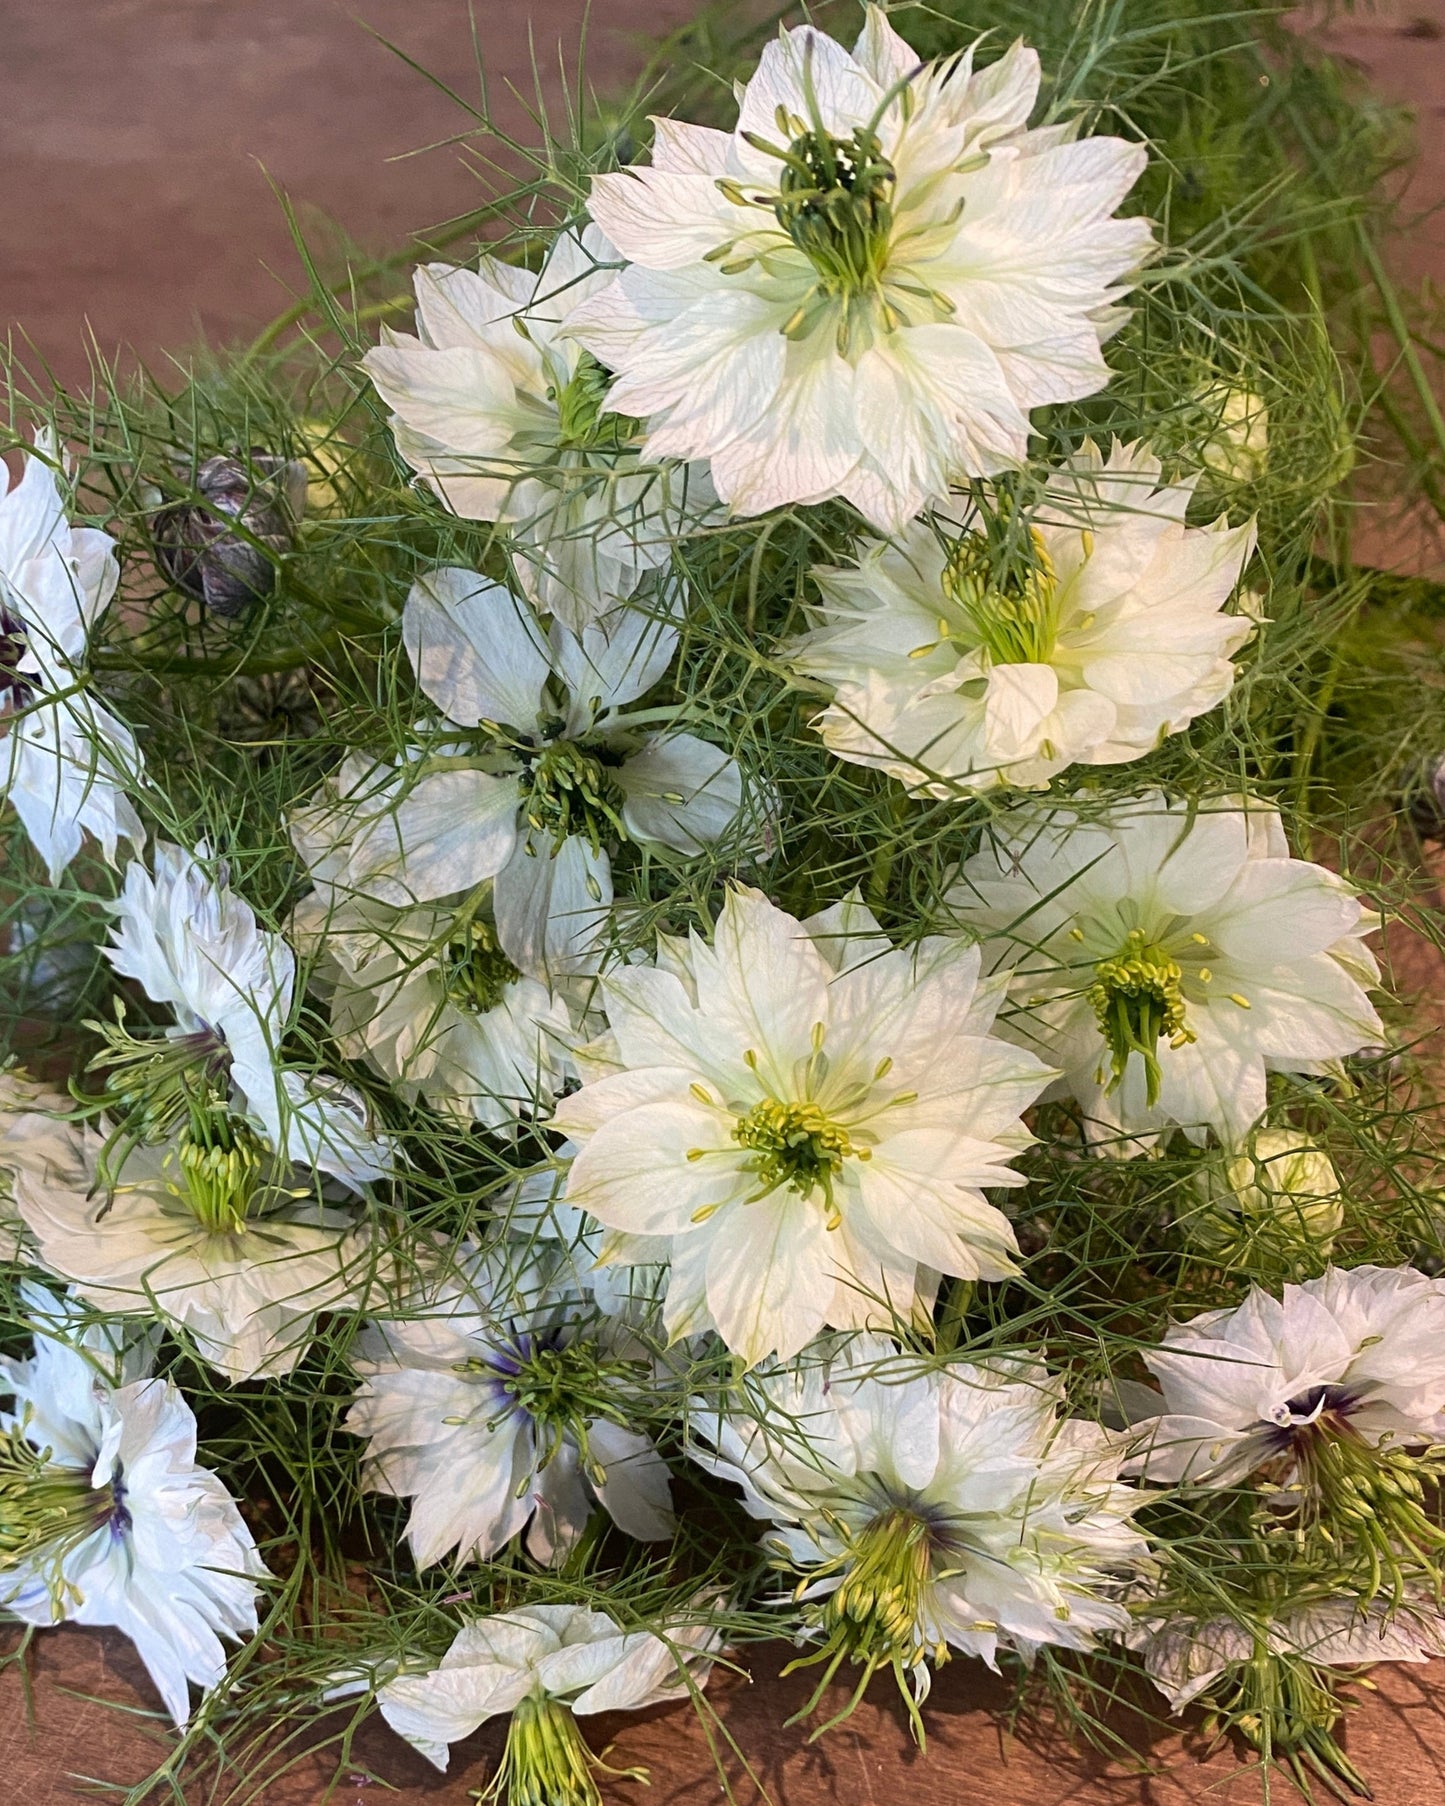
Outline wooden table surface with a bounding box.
[3,0,1445,1800]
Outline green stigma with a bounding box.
[483,1339,636,1485]
[443,919,520,1015]
[1293,1421,1445,1606]
[520,740,627,855]
[1087,929,1195,1107]
[481,1692,643,1806]
[939,529,1061,668]
[0,1416,117,1604]
[87,1001,231,1145]
[177,1109,266,1234]
[548,350,637,455]
[732,1096,861,1222]
[784,1506,940,1744]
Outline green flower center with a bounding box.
[177,1110,267,1234]
[487,1692,639,1806]
[548,351,639,455]
[0,1417,118,1605]
[88,1002,232,1145]
[1087,929,1195,1108]
[443,920,520,1015]
[520,739,627,853]
[773,124,895,293]
[938,530,1061,668]
[732,1097,862,1223]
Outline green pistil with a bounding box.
[177,1110,266,1234]
[784,1507,939,1744]
[485,1341,636,1485]
[548,351,638,454]
[520,740,627,854]
[87,1003,231,1145]
[1088,929,1195,1107]
[938,531,1060,668]
[481,1693,643,1806]
[444,920,520,1015]
[0,1417,115,1603]
[732,1097,862,1223]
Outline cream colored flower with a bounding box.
[788,440,1256,792]
[572,10,1152,530]
[554,888,1053,1365]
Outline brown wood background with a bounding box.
[2,0,1445,1799]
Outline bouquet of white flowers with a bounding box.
[3,2,1445,1800]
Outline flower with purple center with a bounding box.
[345,1242,673,1568]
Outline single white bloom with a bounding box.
[0,1069,101,1260]
[362,228,714,628]
[0,434,144,879]
[345,1242,673,1568]
[291,889,577,1133]
[572,10,1153,531]
[1130,1594,1445,1713]
[690,1335,1150,1691]
[378,1602,721,1783]
[1129,1265,1445,1487]
[291,571,743,980]
[787,440,1257,792]
[106,841,391,1188]
[13,1138,374,1382]
[950,792,1382,1152]
[553,887,1054,1365]
[0,1283,267,1725]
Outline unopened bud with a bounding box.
[152,450,306,617]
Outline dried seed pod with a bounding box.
[1408,754,1445,842]
[152,451,306,617]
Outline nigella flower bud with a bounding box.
[1409,755,1445,842]
[152,451,306,617]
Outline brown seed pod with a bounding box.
[152,451,306,617]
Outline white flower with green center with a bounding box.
[689,1335,1150,1727]
[103,841,391,1190]
[0,433,144,880]
[786,440,1257,792]
[552,888,1054,1365]
[291,888,577,1134]
[1128,1266,1445,1600]
[376,1602,722,1801]
[0,1284,267,1726]
[345,1242,673,1569]
[570,10,1153,531]
[291,570,743,981]
[13,1136,374,1381]
[362,227,714,629]
[949,793,1382,1153]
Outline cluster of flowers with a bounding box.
[0,10,1435,1800]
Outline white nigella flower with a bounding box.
[553,888,1053,1365]
[104,841,391,1189]
[377,1602,722,1802]
[0,1283,267,1725]
[291,570,743,980]
[0,434,144,880]
[950,792,1383,1152]
[786,441,1257,793]
[570,10,1153,531]
[0,1069,101,1261]
[291,888,577,1133]
[1129,1265,1445,1488]
[13,1138,374,1382]
[345,1242,673,1568]
[362,227,713,629]
[690,1335,1150,1718]
[1130,1594,1445,1715]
